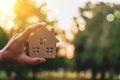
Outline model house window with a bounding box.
[32,47,40,53]
[46,47,53,54]
[39,38,46,45]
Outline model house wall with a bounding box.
[28,26,59,58]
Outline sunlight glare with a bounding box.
[79,24,85,31]
[6,20,14,30]
[0,0,15,15]
[66,31,74,41]
[106,13,114,22]
[66,44,74,59]
[0,0,15,30]
[27,16,39,23]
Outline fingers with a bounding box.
[20,22,46,41]
[2,33,23,50]
[24,57,46,65]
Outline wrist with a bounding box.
[0,50,6,64]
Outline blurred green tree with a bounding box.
[11,0,56,36]
[73,2,120,79]
[0,0,69,79]
[0,27,8,49]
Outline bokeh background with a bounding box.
[0,0,120,80]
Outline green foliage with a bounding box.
[0,27,8,49]
[0,1,70,79]
[108,23,120,64]
[73,2,120,70]
[11,0,56,36]
[12,0,69,72]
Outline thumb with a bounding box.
[25,57,46,65]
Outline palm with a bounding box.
[0,23,46,64]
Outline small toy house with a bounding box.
[28,26,59,58]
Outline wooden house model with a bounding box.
[28,26,59,58]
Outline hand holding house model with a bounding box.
[28,26,59,58]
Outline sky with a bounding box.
[0,0,120,30]
[42,0,120,30]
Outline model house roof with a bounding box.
[29,26,59,43]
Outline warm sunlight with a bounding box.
[0,0,15,15]
[0,0,15,30]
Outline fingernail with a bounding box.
[40,59,46,63]
[42,59,46,62]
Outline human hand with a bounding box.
[0,23,46,65]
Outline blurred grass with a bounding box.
[35,71,78,80]
[36,78,77,80]
[0,70,120,80]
